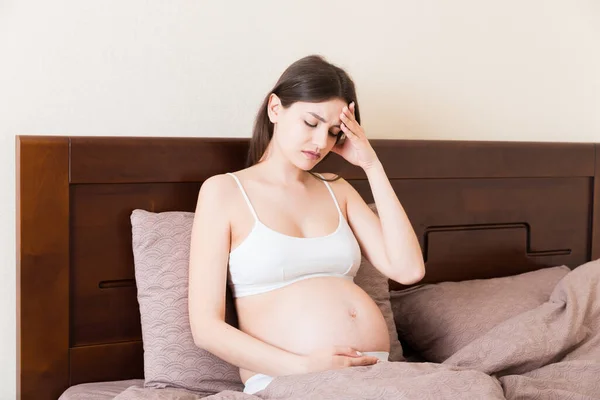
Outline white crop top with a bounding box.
[226,173,362,298]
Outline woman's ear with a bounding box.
[267,93,282,124]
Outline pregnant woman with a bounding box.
[188,55,425,395]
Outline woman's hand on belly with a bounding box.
[239,345,379,382]
[301,346,379,374]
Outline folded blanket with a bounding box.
[445,258,600,399]
[114,259,600,399]
[114,362,504,400]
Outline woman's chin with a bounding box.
[299,160,319,171]
[291,157,316,171]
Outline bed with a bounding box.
[16,136,600,399]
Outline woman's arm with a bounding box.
[333,102,425,285]
[344,164,425,285]
[188,175,305,376]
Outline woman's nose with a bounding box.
[312,129,329,150]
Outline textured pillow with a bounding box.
[131,210,243,394]
[354,203,404,361]
[390,265,570,363]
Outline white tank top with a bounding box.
[226,173,362,298]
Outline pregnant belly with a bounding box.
[235,277,390,382]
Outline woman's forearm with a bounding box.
[364,160,425,284]
[195,319,306,377]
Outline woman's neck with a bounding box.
[256,144,311,187]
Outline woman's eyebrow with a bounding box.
[307,112,340,128]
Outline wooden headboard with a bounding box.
[16,136,600,400]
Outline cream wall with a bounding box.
[1,0,599,398]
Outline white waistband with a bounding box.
[363,351,389,361]
[243,373,274,394]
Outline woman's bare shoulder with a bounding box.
[200,173,235,193]
[197,173,239,213]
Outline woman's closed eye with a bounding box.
[304,121,341,137]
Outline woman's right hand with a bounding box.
[302,346,379,374]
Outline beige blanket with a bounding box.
[114,259,600,400]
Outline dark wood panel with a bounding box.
[424,224,568,283]
[320,140,594,179]
[70,137,249,183]
[351,177,591,290]
[17,137,70,400]
[70,137,595,183]
[593,144,600,259]
[70,183,201,346]
[70,342,144,385]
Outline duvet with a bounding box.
[114,259,600,400]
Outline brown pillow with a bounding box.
[390,265,570,363]
[354,203,404,361]
[131,210,243,394]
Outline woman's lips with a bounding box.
[302,150,321,160]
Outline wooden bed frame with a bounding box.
[16,136,600,400]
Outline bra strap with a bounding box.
[315,173,343,216]
[226,173,259,222]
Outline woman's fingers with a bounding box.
[340,122,356,140]
[340,106,362,138]
[333,346,362,357]
[348,356,379,366]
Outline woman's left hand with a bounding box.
[332,102,379,170]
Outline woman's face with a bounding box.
[267,94,346,171]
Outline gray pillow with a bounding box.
[131,210,243,394]
[390,265,570,363]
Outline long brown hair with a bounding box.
[247,55,361,170]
